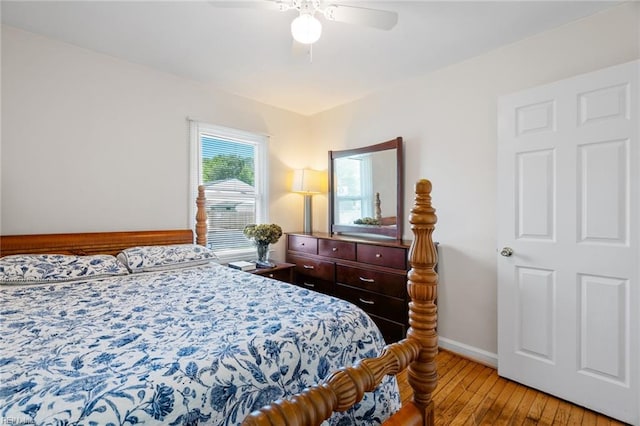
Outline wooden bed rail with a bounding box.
[242,179,439,426]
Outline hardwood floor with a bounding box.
[397,349,626,425]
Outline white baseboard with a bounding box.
[438,336,498,369]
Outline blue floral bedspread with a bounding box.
[0,263,400,425]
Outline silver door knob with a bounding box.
[500,247,514,257]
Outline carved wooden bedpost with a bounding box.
[196,185,207,246]
[406,179,438,425]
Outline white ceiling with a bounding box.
[1,1,620,115]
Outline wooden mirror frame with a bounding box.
[329,137,404,241]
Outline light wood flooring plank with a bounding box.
[494,385,528,425]
[508,388,538,425]
[437,364,493,426]
[478,380,519,425]
[553,400,575,425]
[434,362,481,412]
[463,374,509,424]
[449,369,501,426]
[524,392,550,424]
[538,397,561,426]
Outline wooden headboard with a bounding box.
[0,229,194,257]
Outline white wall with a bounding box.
[309,2,640,359]
[0,25,310,257]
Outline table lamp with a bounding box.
[291,169,323,234]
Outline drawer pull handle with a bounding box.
[303,282,315,288]
[375,253,382,258]
[303,265,315,270]
[359,277,375,283]
[332,247,338,252]
[300,243,305,246]
[359,298,375,305]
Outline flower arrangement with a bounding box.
[243,223,283,245]
[354,217,381,225]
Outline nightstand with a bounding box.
[249,262,295,284]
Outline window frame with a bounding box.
[189,121,269,262]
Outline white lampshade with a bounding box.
[292,169,323,194]
[291,14,322,45]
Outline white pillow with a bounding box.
[117,244,217,273]
[0,254,129,284]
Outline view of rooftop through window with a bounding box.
[201,135,258,252]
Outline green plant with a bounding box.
[353,217,381,225]
[243,223,283,245]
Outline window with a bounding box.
[190,121,268,260]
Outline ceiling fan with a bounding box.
[211,1,398,45]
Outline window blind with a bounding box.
[200,134,259,253]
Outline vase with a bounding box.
[255,242,274,268]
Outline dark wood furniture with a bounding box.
[286,232,410,343]
[248,262,295,283]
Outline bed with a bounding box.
[0,179,439,426]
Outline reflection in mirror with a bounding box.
[329,137,403,240]
[333,151,396,225]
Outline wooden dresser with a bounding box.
[286,232,410,342]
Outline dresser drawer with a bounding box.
[293,276,334,295]
[335,265,406,299]
[288,254,335,281]
[318,239,356,261]
[335,284,406,321]
[368,314,407,343]
[254,268,291,283]
[288,235,318,255]
[356,244,406,269]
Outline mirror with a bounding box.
[329,137,403,240]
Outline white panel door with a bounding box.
[497,61,639,425]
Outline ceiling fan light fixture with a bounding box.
[291,13,322,44]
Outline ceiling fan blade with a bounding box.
[208,1,291,12]
[323,4,398,30]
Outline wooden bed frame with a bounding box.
[0,179,438,426]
